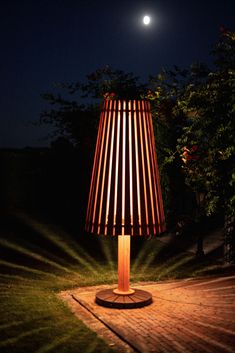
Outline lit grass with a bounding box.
[0,211,224,353]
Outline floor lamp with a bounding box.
[85,99,166,308]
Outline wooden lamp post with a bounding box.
[85,99,166,308]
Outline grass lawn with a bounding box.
[0,210,225,353]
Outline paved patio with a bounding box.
[59,275,235,353]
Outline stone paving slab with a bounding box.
[59,276,235,353]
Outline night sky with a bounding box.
[1,0,234,148]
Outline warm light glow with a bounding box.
[98,108,111,233]
[128,111,134,235]
[133,107,142,227]
[113,109,121,231]
[122,109,126,234]
[86,109,103,231]
[104,102,116,234]
[143,107,156,234]
[86,100,166,236]
[138,100,149,233]
[143,15,151,25]
[113,235,135,294]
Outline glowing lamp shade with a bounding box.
[86,100,165,236]
[85,99,166,308]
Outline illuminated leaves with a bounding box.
[149,29,235,228]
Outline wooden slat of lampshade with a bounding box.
[85,99,166,236]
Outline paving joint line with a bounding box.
[152,294,225,308]
[71,294,141,353]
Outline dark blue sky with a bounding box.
[1,0,234,148]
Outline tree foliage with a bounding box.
[148,28,235,261]
[40,66,146,149]
[166,31,234,215]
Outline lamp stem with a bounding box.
[113,235,135,295]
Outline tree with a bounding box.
[149,29,235,262]
[177,29,235,262]
[147,64,208,232]
[40,66,146,150]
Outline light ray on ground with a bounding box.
[85,337,99,353]
[0,260,73,280]
[100,237,115,271]
[0,239,76,274]
[0,321,23,330]
[34,330,79,353]
[155,256,193,278]
[132,238,162,272]
[0,327,51,348]
[16,212,102,273]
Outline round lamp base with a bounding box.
[95,288,152,309]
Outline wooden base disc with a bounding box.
[113,288,135,295]
[95,288,152,309]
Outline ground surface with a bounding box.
[0,210,234,353]
[60,275,235,353]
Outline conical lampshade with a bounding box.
[85,99,165,236]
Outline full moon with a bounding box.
[143,15,151,25]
